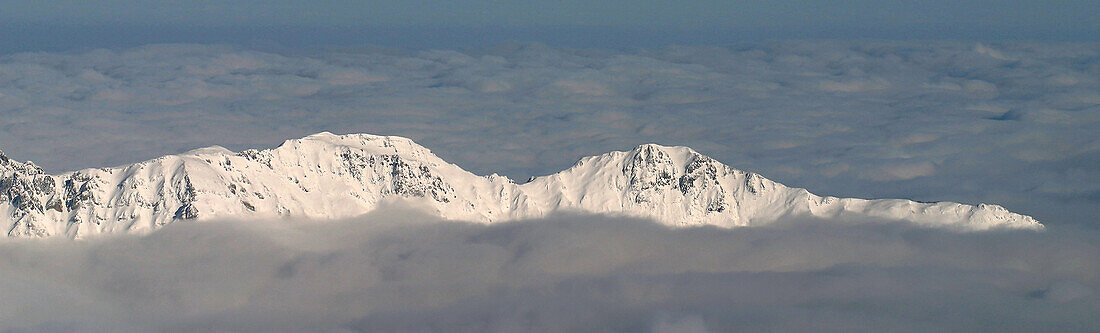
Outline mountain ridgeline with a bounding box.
[0,133,1042,238]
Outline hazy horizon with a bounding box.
[3,0,1099,54]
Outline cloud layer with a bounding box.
[0,41,1098,227]
[1,207,1097,332]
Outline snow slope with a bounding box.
[0,132,1042,238]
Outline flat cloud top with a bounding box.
[0,207,1097,332]
[2,40,1098,332]
[0,41,1098,228]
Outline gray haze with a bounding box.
[0,41,1098,227]
[2,1,1098,53]
[7,1,1097,31]
[1,206,1097,332]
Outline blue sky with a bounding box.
[2,1,1098,52]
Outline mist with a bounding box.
[2,205,1096,332]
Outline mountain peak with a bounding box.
[626,143,711,169]
[629,142,696,156]
[280,132,430,155]
[183,146,234,156]
[0,150,43,175]
[1,133,1043,238]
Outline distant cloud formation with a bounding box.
[0,41,1098,227]
[0,207,1097,332]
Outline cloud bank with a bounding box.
[0,206,1097,332]
[0,41,1098,228]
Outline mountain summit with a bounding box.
[1,132,1042,238]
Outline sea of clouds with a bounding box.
[0,41,1097,227]
[1,206,1098,332]
[1,41,1099,331]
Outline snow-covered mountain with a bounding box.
[1,132,1042,238]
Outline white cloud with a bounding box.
[0,208,1097,332]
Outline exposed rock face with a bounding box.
[0,133,1042,239]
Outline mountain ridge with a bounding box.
[0,132,1042,238]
